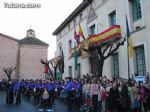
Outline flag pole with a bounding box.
[127,34,130,79]
[126,15,130,79]
[126,14,130,79]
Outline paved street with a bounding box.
[0,91,80,112]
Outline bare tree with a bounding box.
[83,37,126,77]
[3,66,16,81]
[41,59,54,80]
[49,57,61,79]
[41,57,62,80]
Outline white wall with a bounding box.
[55,0,150,78]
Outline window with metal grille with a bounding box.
[68,66,72,77]
[112,53,119,78]
[135,45,146,75]
[109,10,116,26]
[89,24,96,35]
[132,0,142,21]
[68,40,72,58]
[77,63,81,77]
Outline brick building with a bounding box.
[0,29,48,80]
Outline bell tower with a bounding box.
[26,29,36,38]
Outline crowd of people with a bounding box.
[0,73,150,112]
[81,74,150,112]
[0,77,81,109]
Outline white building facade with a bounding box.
[53,0,150,79]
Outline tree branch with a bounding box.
[2,66,16,80]
[49,60,54,68]
[40,59,47,65]
[104,38,126,60]
[108,43,113,55]
[102,43,111,55]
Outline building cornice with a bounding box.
[20,44,49,48]
[52,0,92,36]
[0,33,19,42]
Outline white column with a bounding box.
[140,0,145,27]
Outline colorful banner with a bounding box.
[70,25,122,58]
[89,25,121,44]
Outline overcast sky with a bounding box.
[0,0,82,59]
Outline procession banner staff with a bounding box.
[14,81,21,104]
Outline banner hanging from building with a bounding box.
[89,25,121,44]
[71,25,122,58]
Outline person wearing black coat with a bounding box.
[120,83,130,112]
[6,80,14,104]
[108,82,120,112]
